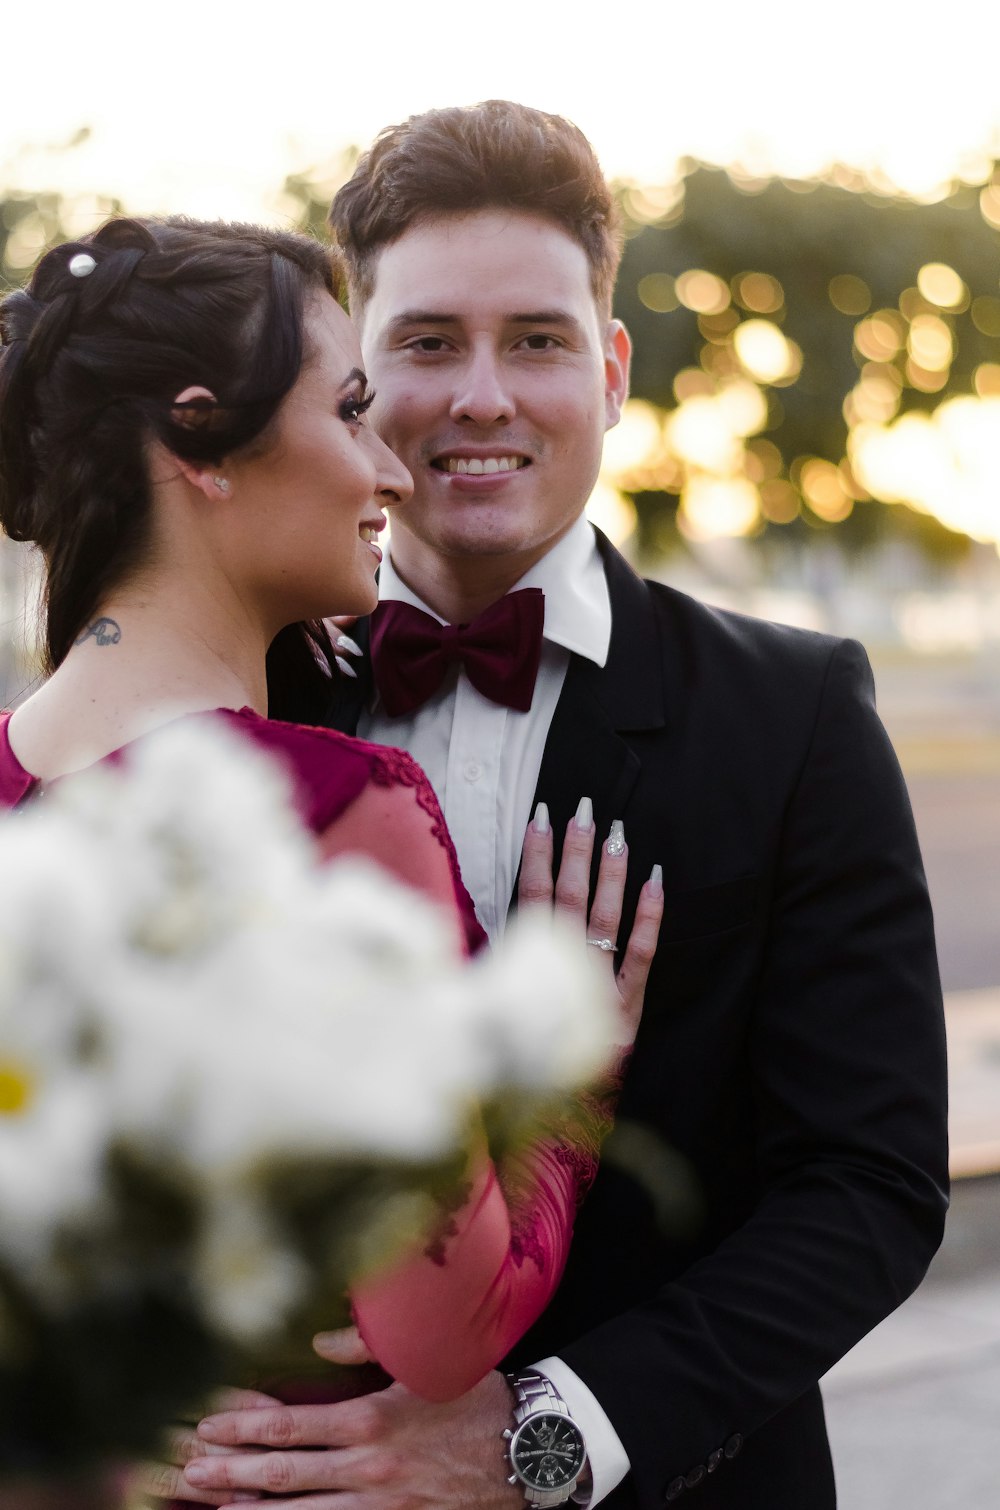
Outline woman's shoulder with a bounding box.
[220,708,440,836]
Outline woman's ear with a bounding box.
[165,386,232,500]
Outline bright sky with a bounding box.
[4,0,1000,217]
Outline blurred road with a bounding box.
[872,649,1000,994]
[823,651,1000,1507]
[906,771,1000,993]
[824,1176,1000,1508]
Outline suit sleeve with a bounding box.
[559,638,949,1504]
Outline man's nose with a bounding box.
[449,353,515,426]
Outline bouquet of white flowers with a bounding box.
[0,720,613,1480]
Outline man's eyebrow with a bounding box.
[385,311,458,334]
[508,311,583,331]
[384,310,586,335]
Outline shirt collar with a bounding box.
[377,514,611,670]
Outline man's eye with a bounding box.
[520,334,559,351]
[407,337,450,353]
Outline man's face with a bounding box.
[356,210,629,580]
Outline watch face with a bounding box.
[511,1412,586,1490]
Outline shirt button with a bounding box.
[665,1478,686,1502]
[724,1434,743,1459]
[464,761,482,783]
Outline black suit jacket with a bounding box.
[323,532,949,1510]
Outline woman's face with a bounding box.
[227,294,412,626]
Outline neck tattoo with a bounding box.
[75,617,122,648]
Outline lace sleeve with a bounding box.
[350,1056,629,1403]
[312,743,486,957]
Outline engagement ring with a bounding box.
[586,937,617,952]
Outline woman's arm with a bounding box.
[315,782,661,1401]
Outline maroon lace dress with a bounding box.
[0,708,613,1415]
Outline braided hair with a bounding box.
[0,215,341,716]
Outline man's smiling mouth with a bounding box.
[432,455,531,475]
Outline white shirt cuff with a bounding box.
[531,1356,630,1506]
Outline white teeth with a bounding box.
[360,527,377,543]
[444,456,524,474]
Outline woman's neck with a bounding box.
[8,577,271,782]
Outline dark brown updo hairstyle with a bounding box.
[0,215,341,719]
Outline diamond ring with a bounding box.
[586,937,617,952]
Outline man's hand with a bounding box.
[137,1387,281,1506]
[182,1369,524,1510]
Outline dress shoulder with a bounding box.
[0,712,37,809]
[221,710,485,954]
[219,708,428,835]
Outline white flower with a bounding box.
[0,1061,111,1285]
[0,715,617,1351]
[460,910,617,1092]
[193,1183,309,1346]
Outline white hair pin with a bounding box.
[68,253,97,278]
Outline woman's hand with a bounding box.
[518,798,663,1045]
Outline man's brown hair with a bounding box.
[329,100,622,315]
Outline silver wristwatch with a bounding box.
[503,1370,588,1508]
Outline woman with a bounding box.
[0,216,662,1421]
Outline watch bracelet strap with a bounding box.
[507,1371,588,1509]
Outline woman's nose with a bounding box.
[373,434,413,505]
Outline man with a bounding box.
[179,100,948,1509]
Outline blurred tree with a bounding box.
[2,150,997,565]
[612,164,1000,560]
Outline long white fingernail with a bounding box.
[574,796,594,831]
[649,863,663,898]
[335,631,363,657]
[533,801,550,836]
[335,654,358,679]
[606,819,625,857]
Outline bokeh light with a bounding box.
[733,320,802,384]
[979,183,1000,229]
[734,272,784,314]
[586,479,639,546]
[798,458,854,522]
[679,476,761,542]
[850,397,1000,547]
[916,262,967,309]
[829,274,872,315]
[971,296,1000,336]
[676,270,731,315]
[637,273,678,312]
[907,313,953,371]
[854,312,905,362]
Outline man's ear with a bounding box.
[603,320,632,430]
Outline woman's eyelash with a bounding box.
[340,388,376,422]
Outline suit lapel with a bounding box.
[516,534,668,899]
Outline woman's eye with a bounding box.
[340,389,376,423]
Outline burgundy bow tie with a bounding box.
[370,588,545,717]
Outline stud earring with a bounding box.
[213,477,230,495]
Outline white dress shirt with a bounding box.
[358,515,630,1504]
